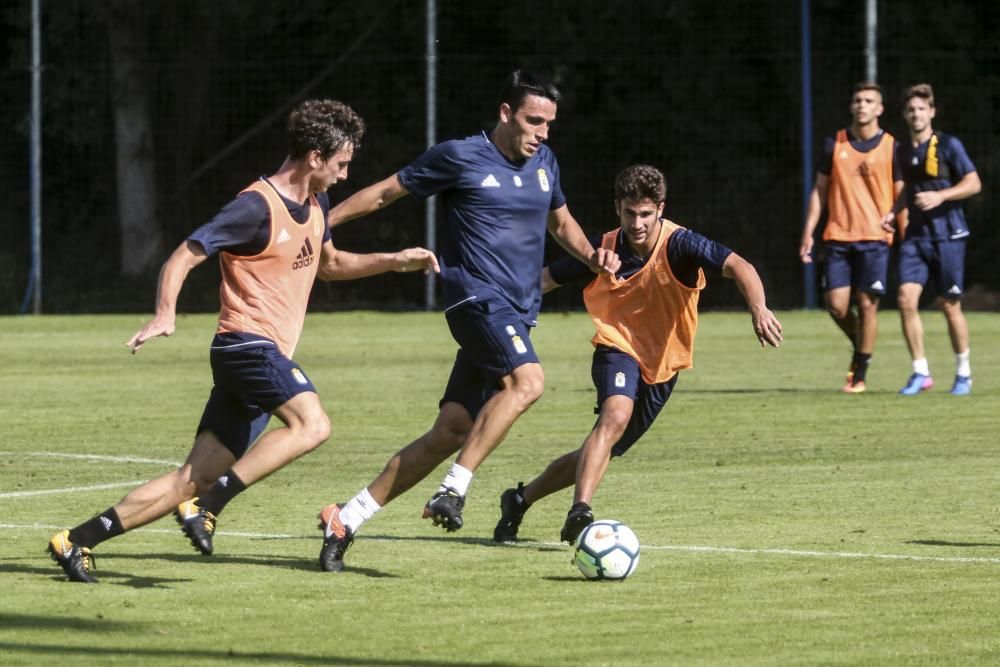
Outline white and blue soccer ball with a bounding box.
[572,519,640,581]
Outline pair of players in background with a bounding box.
[800,82,980,395]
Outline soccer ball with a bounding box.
[572,519,640,581]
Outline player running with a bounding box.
[47,99,438,583]
[315,70,619,572]
[493,164,782,544]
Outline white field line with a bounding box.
[0,451,182,499]
[2,522,1000,566]
[0,451,182,467]
[0,481,150,499]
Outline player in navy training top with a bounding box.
[492,164,782,544]
[881,84,981,396]
[315,70,620,573]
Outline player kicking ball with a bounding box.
[493,164,783,544]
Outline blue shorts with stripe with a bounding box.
[196,333,317,457]
[440,297,539,418]
[821,240,890,295]
[897,238,966,298]
[592,346,677,457]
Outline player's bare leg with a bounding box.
[177,392,331,555]
[454,362,544,472]
[898,283,926,361]
[230,392,330,485]
[116,433,235,530]
[368,402,472,505]
[824,286,859,347]
[940,296,972,394]
[318,403,471,572]
[573,396,633,506]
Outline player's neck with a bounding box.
[851,121,881,141]
[268,159,312,204]
[910,126,934,145]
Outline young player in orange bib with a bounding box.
[493,164,783,544]
[47,100,438,583]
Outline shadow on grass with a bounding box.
[0,612,139,632]
[107,552,400,579]
[906,539,1000,548]
[0,562,191,588]
[0,642,528,666]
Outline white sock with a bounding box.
[912,358,930,376]
[956,349,971,378]
[338,488,382,534]
[439,462,473,497]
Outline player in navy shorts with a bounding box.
[46,100,437,583]
[315,70,620,572]
[881,84,981,395]
[492,164,782,543]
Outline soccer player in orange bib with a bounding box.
[799,82,903,393]
[493,164,783,544]
[47,100,438,583]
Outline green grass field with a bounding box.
[2,310,999,666]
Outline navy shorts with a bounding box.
[197,334,317,457]
[822,241,890,295]
[441,298,539,418]
[897,238,966,298]
[591,347,677,457]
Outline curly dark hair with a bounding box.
[614,164,667,203]
[287,99,365,160]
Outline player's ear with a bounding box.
[657,201,665,217]
[499,102,513,123]
[307,150,322,169]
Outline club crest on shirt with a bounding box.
[513,175,523,187]
[537,169,550,192]
[615,372,626,388]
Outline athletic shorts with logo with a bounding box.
[821,240,890,295]
[440,297,539,418]
[197,333,317,457]
[592,346,677,457]
[897,238,966,298]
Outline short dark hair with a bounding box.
[614,164,667,203]
[287,99,365,160]
[853,81,883,98]
[902,83,935,108]
[498,70,561,112]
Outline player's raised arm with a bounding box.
[547,206,620,274]
[126,240,209,354]
[316,240,439,281]
[722,252,783,348]
[327,173,410,228]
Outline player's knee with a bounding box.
[825,303,849,321]
[303,413,332,451]
[897,292,919,313]
[599,407,631,439]
[510,365,545,406]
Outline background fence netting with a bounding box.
[2,0,997,313]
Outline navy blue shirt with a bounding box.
[895,131,977,240]
[398,131,567,325]
[188,177,332,257]
[817,129,902,181]
[548,225,732,288]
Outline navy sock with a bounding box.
[197,469,248,516]
[68,507,124,548]
[852,352,872,383]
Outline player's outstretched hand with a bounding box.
[751,307,783,348]
[590,247,621,274]
[393,247,440,274]
[126,315,176,354]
